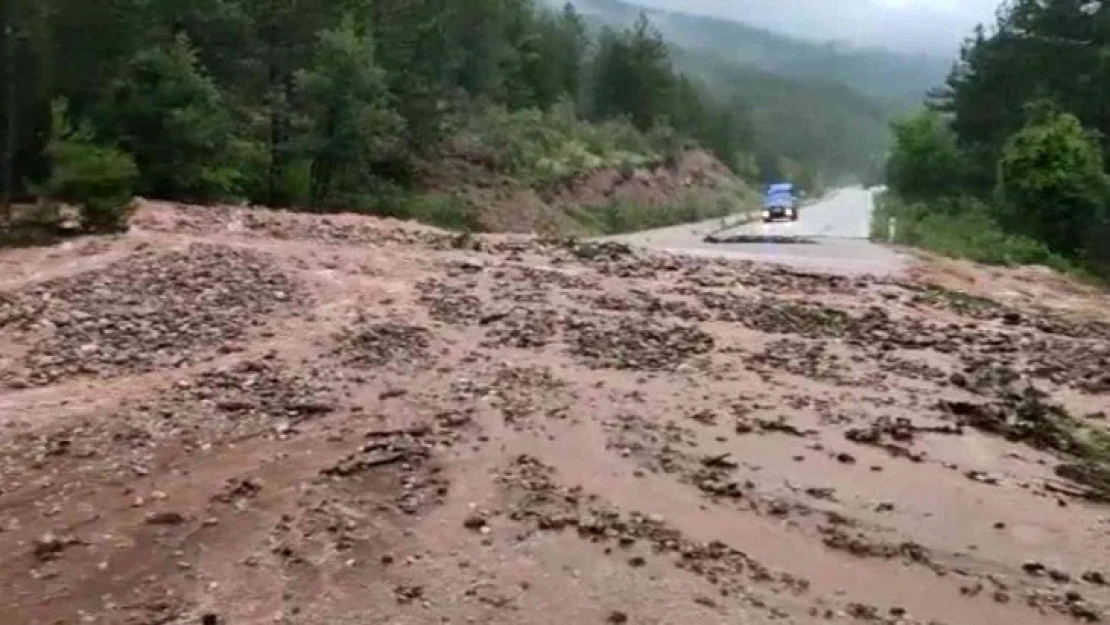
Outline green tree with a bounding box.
[523,3,589,110]
[886,111,962,200]
[296,15,404,208]
[590,15,675,131]
[995,105,1110,256]
[104,34,240,202]
[39,99,138,230]
[930,0,1110,193]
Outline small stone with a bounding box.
[607,611,628,624]
[463,514,487,531]
[1049,568,1072,583]
[1022,561,1046,576]
[200,614,220,625]
[694,595,718,608]
[768,501,790,516]
[836,452,856,464]
[1081,571,1107,586]
[145,511,186,526]
[33,533,73,560]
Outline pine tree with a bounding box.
[105,34,240,202]
[296,15,403,208]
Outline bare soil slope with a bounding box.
[1,203,1109,625]
[421,149,754,235]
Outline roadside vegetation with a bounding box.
[870,192,1075,272]
[873,0,1110,279]
[450,101,675,187]
[0,0,840,236]
[569,194,752,235]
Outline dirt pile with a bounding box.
[423,149,755,235]
[1,202,1109,625]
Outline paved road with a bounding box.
[611,186,907,276]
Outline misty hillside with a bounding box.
[675,46,891,184]
[550,0,905,181]
[559,0,950,108]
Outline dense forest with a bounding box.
[878,0,1110,277]
[0,0,846,231]
[0,0,930,233]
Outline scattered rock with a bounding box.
[145,511,186,526]
[463,514,488,531]
[1082,571,1107,586]
[335,318,430,368]
[2,245,302,386]
[33,533,80,561]
[568,316,714,371]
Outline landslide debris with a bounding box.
[334,316,431,368]
[0,244,299,386]
[496,456,807,599]
[1,356,337,483]
[567,316,714,370]
[321,427,449,516]
[417,278,484,324]
[4,203,1110,625]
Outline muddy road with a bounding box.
[611,187,906,276]
[1,201,1109,625]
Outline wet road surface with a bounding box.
[613,186,907,276]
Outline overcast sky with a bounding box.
[628,0,1001,55]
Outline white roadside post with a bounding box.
[888,217,897,241]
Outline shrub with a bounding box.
[105,34,241,203]
[872,192,1073,271]
[886,111,963,200]
[454,101,661,185]
[995,107,1110,257]
[39,100,138,231]
[401,193,481,232]
[573,194,743,235]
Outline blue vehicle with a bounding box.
[762,182,799,223]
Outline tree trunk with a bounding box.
[266,31,282,207]
[1,2,16,224]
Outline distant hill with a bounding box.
[674,46,892,183]
[557,0,949,109]
[546,0,909,180]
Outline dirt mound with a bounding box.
[1,202,1109,625]
[425,149,753,235]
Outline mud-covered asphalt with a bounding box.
[0,201,1109,625]
[613,187,907,276]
